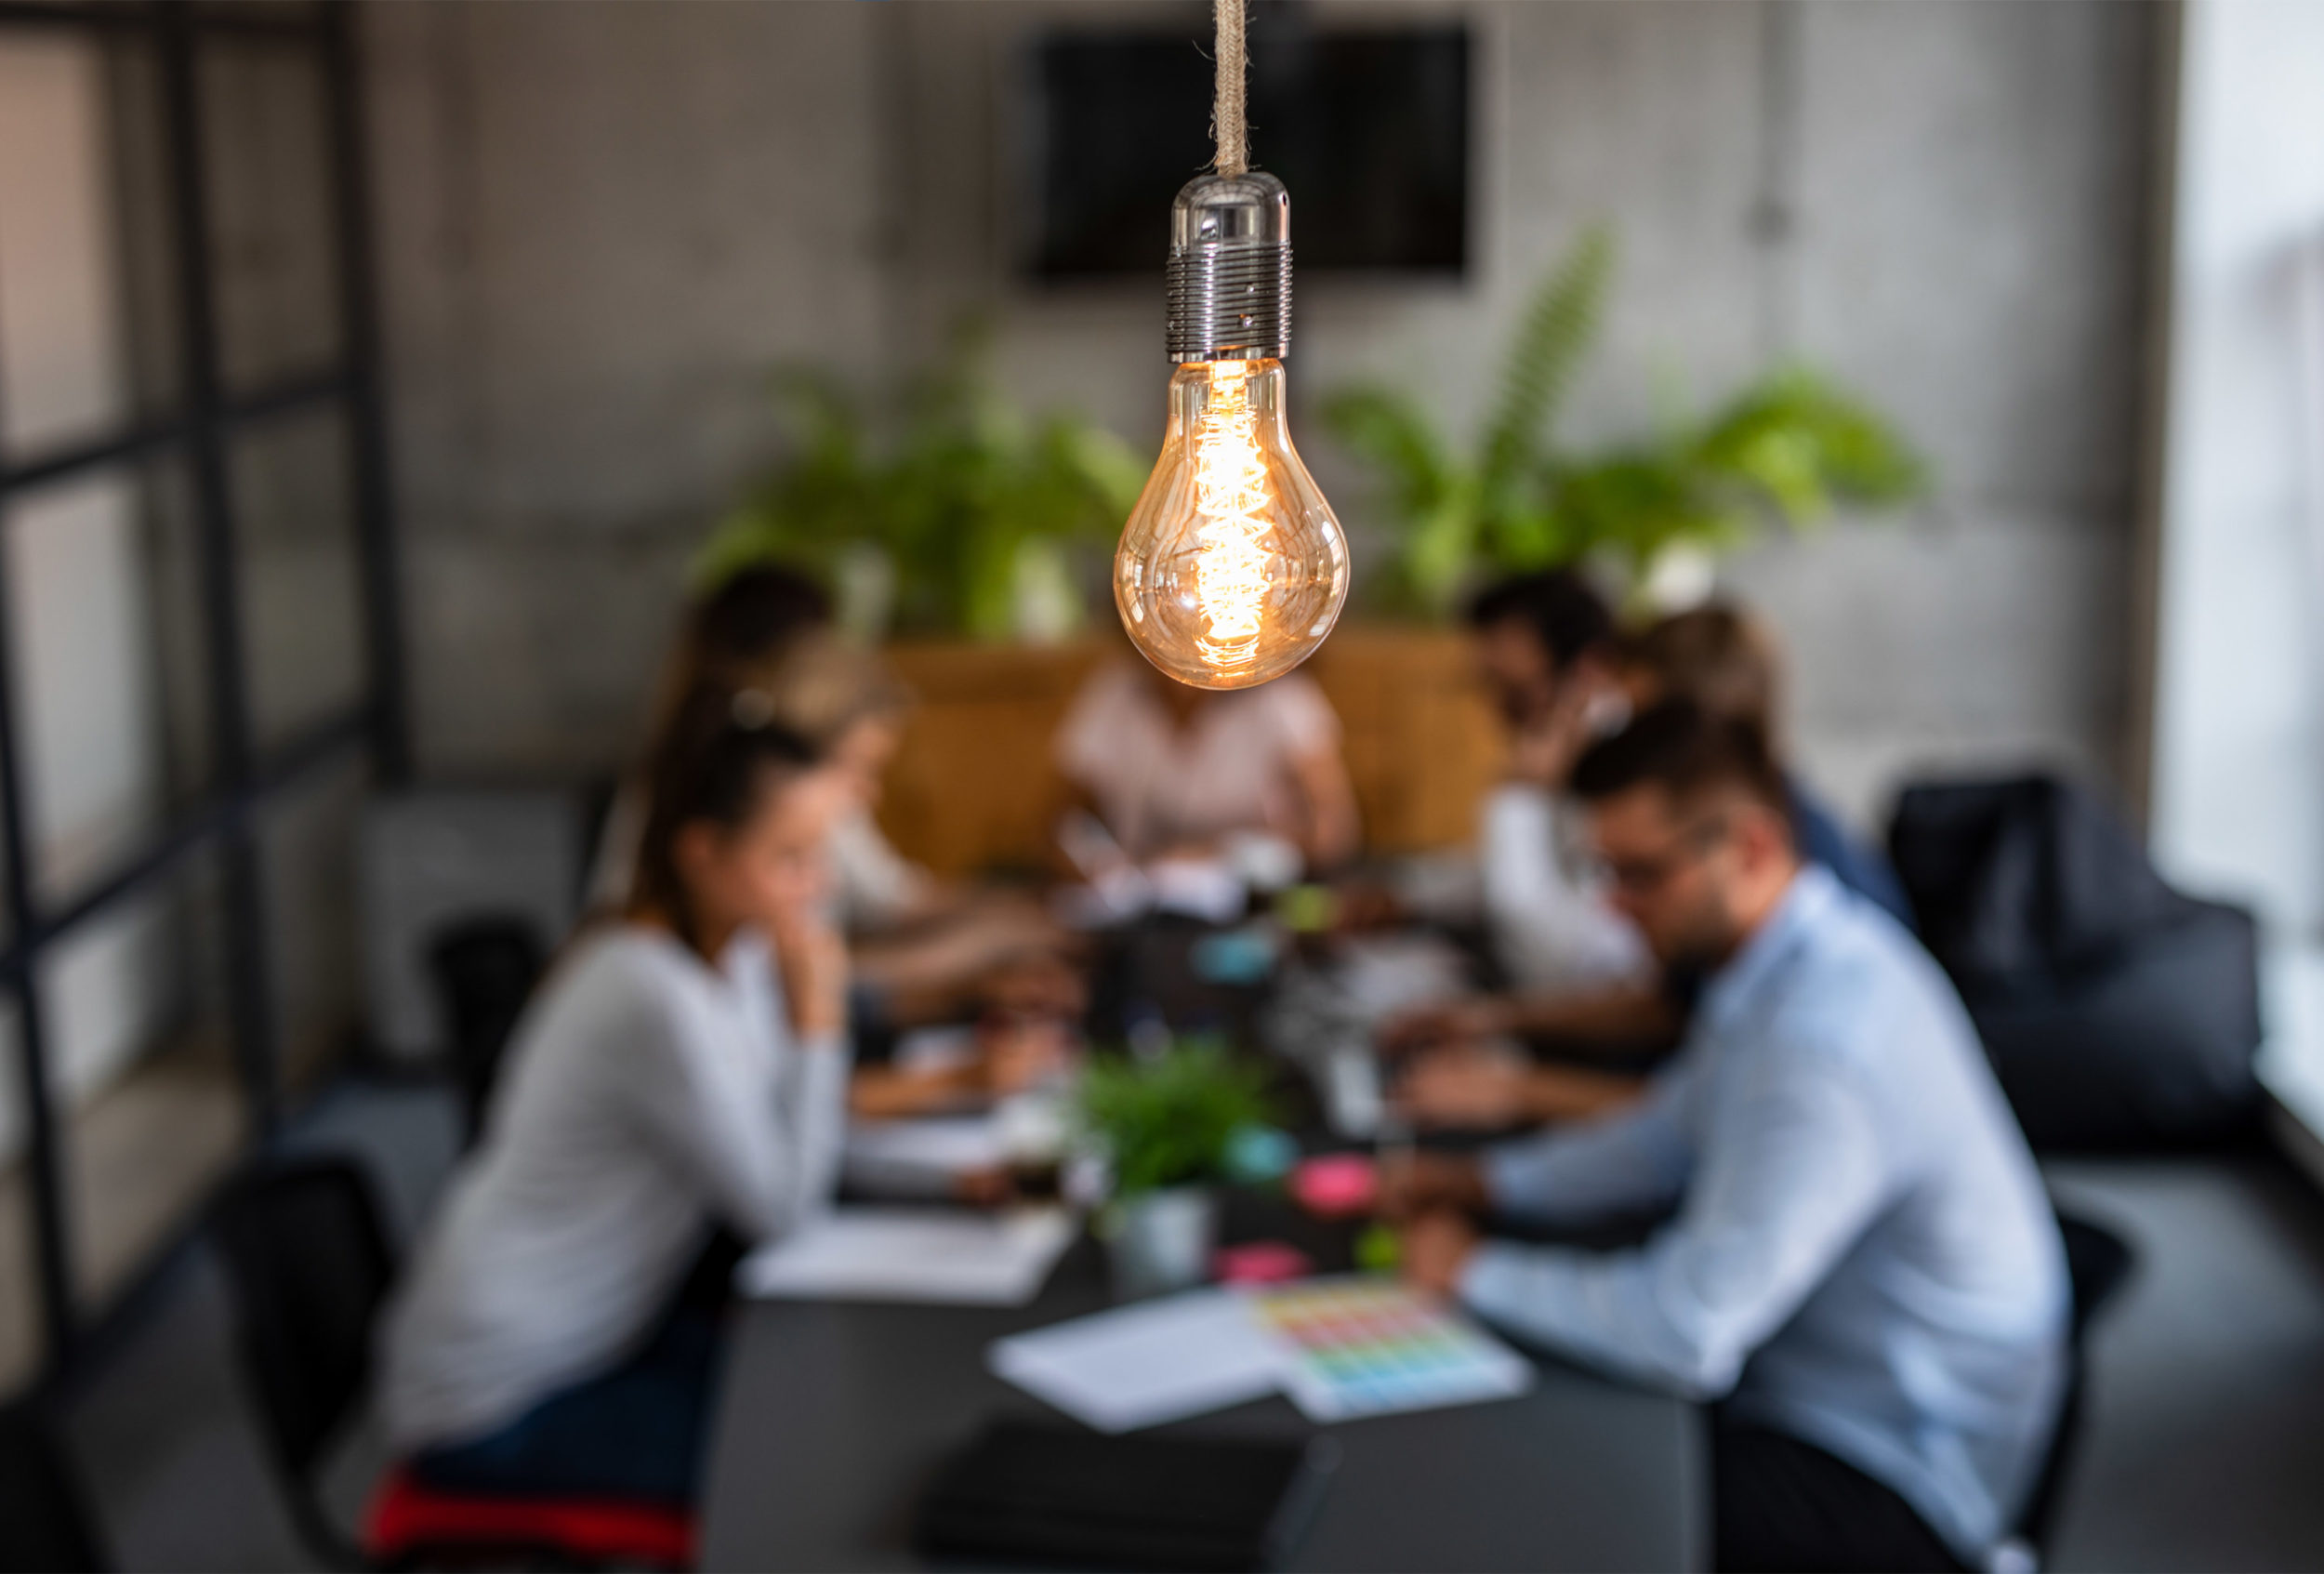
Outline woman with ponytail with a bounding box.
[378,681,852,1508]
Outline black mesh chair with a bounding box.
[210,1156,395,1570]
[210,1154,696,1571]
[2015,1210,2137,1554]
[0,1402,108,1573]
[426,914,548,1146]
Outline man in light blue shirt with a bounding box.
[1392,701,2067,1572]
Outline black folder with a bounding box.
[915,1420,1339,1572]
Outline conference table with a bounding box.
[701,914,1707,1569]
[699,1232,1707,1571]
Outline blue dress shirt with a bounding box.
[1459,865,2067,1561]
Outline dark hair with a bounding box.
[629,680,822,954]
[1464,570,1615,668]
[1618,604,1782,739]
[637,563,832,771]
[1571,699,1792,831]
[687,564,832,680]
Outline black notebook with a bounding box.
[915,1420,1339,1572]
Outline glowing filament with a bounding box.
[1188,363,1274,669]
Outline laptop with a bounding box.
[916,1419,1340,1572]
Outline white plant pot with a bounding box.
[1104,1186,1218,1300]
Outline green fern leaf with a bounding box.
[1481,226,1614,496]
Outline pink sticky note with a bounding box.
[1213,1241,1313,1285]
[1292,1154,1378,1218]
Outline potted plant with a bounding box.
[1324,227,1928,616]
[1075,1040,1275,1298]
[696,320,1146,642]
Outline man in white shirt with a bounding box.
[1459,572,1649,993]
[1390,701,2067,1572]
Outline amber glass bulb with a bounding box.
[1115,357,1349,690]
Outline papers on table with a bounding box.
[989,1277,1535,1432]
[1050,813,1298,929]
[1332,933,1469,1021]
[841,1096,1074,1199]
[989,1289,1286,1434]
[841,1117,1008,1197]
[737,1207,1075,1306]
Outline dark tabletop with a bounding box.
[703,917,1706,1570]
[699,1233,1706,1572]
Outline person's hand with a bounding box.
[769,906,849,1040]
[1377,997,1511,1057]
[1395,1045,1534,1130]
[1400,1209,1480,1299]
[1374,1149,1488,1221]
[953,1166,1018,1209]
[1507,678,1595,789]
[1331,880,1406,933]
[973,894,1070,955]
[980,1019,1076,1096]
[979,949,1089,1024]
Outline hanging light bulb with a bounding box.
[1113,14,1348,690]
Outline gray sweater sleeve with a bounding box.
[621,987,852,1245]
[772,1030,851,1233]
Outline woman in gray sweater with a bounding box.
[379,681,854,1506]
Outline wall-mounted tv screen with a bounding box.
[1023,25,1469,281]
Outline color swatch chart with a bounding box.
[1248,1277,1534,1422]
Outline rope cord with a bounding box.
[1213,0,1248,177]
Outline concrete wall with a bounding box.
[365,0,891,772]
[366,0,2156,830]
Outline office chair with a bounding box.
[210,1155,695,1571]
[426,914,547,1146]
[0,1402,108,1573]
[2014,1209,2137,1555]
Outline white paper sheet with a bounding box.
[840,1117,1008,1197]
[736,1208,1075,1305]
[990,1279,1538,1434]
[987,1289,1286,1434]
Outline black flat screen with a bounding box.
[1024,26,1470,280]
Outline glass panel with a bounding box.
[0,996,44,1393]
[0,35,138,458]
[197,36,340,395]
[230,407,363,751]
[50,848,244,1315]
[4,457,217,907]
[258,753,367,1095]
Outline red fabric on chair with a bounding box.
[363,1465,697,1570]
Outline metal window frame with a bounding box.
[0,0,407,1390]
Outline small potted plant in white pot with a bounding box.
[1076,1041,1275,1300]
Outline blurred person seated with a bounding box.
[1387,600,1914,1128]
[1337,571,1644,990]
[763,636,1083,1119]
[1614,603,1910,925]
[1449,570,1652,993]
[1054,654,1361,876]
[380,686,856,1510]
[1385,702,2067,1573]
[587,562,831,907]
[592,571,1084,1121]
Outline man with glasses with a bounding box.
[1385,701,2067,1573]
